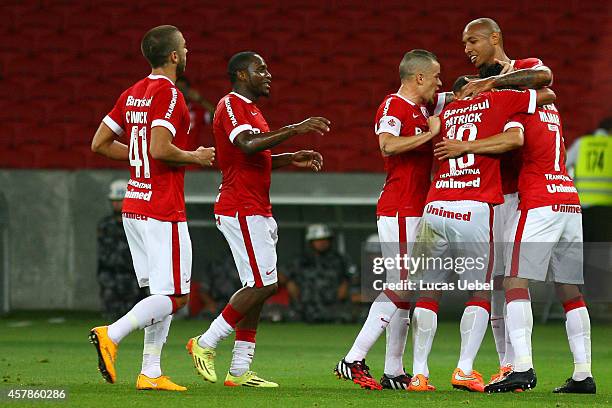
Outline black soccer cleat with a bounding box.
[380,373,412,390]
[553,377,596,394]
[485,368,537,393]
[334,359,382,390]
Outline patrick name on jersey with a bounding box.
[435,99,489,189]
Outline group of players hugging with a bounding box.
[87,17,595,395]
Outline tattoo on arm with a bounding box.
[493,69,551,89]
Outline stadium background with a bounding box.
[0,0,610,315]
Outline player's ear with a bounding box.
[416,73,424,85]
[236,70,248,82]
[490,32,500,46]
[169,50,179,65]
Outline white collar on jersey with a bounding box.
[230,91,253,104]
[393,92,417,106]
[147,74,174,85]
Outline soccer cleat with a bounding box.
[89,326,118,384]
[334,359,382,390]
[408,374,436,391]
[485,368,537,393]
[489,364,513,383]
[451,368,485,392]
[224,371,278,387]
[553,377,596,394]
[380,373,412,390]
[136,374,187,391]
[186,336,217,383]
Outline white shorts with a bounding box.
[506,205,583,284]
[216,213,278,288]
[123,214,192,295]
[492,193,519,277]
[414,200,494,286]
[377,215,421,283]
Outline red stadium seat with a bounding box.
[2,2,605,171]
[0,145,37,168]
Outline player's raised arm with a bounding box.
[434,127,524,160]
[379,115,440,156]
[462,66,553,97]
[234,117,330,155]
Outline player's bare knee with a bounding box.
[170,294,189,309]
[419,290,442,302]
[554,283,581,303]
[472,289,491,300]
[263,282,279,296]
[503,276,528,290]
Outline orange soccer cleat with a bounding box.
[451,368,485,392]
[490,364,513,384]
[136,374,187,391]
[408,374,436,391]
[89,326,118,384]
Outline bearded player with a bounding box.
[333,49,447,391]
[187,51,330,388]
[461,17,555,382]
[436,65,595,394]
[89,25,215,391]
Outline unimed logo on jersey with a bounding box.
[164,88,178,119]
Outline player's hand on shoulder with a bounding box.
[427,115,441,137]
[292,117,331,135]
[291,150,323,171]
[461,77,495,98]
[494,58,515,74]
[194,146,215,166]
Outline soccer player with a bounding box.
[187,51,329,388]
[88,25,215,391]
[408,76,555,392]
[334,49,446,391]
[435,69,595,394]
[461,17,555,381]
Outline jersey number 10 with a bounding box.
[447,123,477,173]
[129,126,151,178]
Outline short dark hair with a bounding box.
[399,49,438,80]
[479,62,503,79]
[228,51,258,84]
[452,75,478,94]
[141,25,181,68]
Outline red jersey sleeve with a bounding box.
[513,58,544,70]
[375,97,406,136]
[426,92,449,116]
[493,89,537,118]
[150,86,182,137]
[102,91,127,136]
[219,96,257,143]
[504,113,527,132]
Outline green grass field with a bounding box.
[1,313,610,407]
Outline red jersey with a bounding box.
[500,57,545,194]
[374,93,438,217]
[103,74,191,222]
[427,89,537,204]
[213,92,272,217]
[505,105,580,210]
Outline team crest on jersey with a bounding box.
[388,119,396,127]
